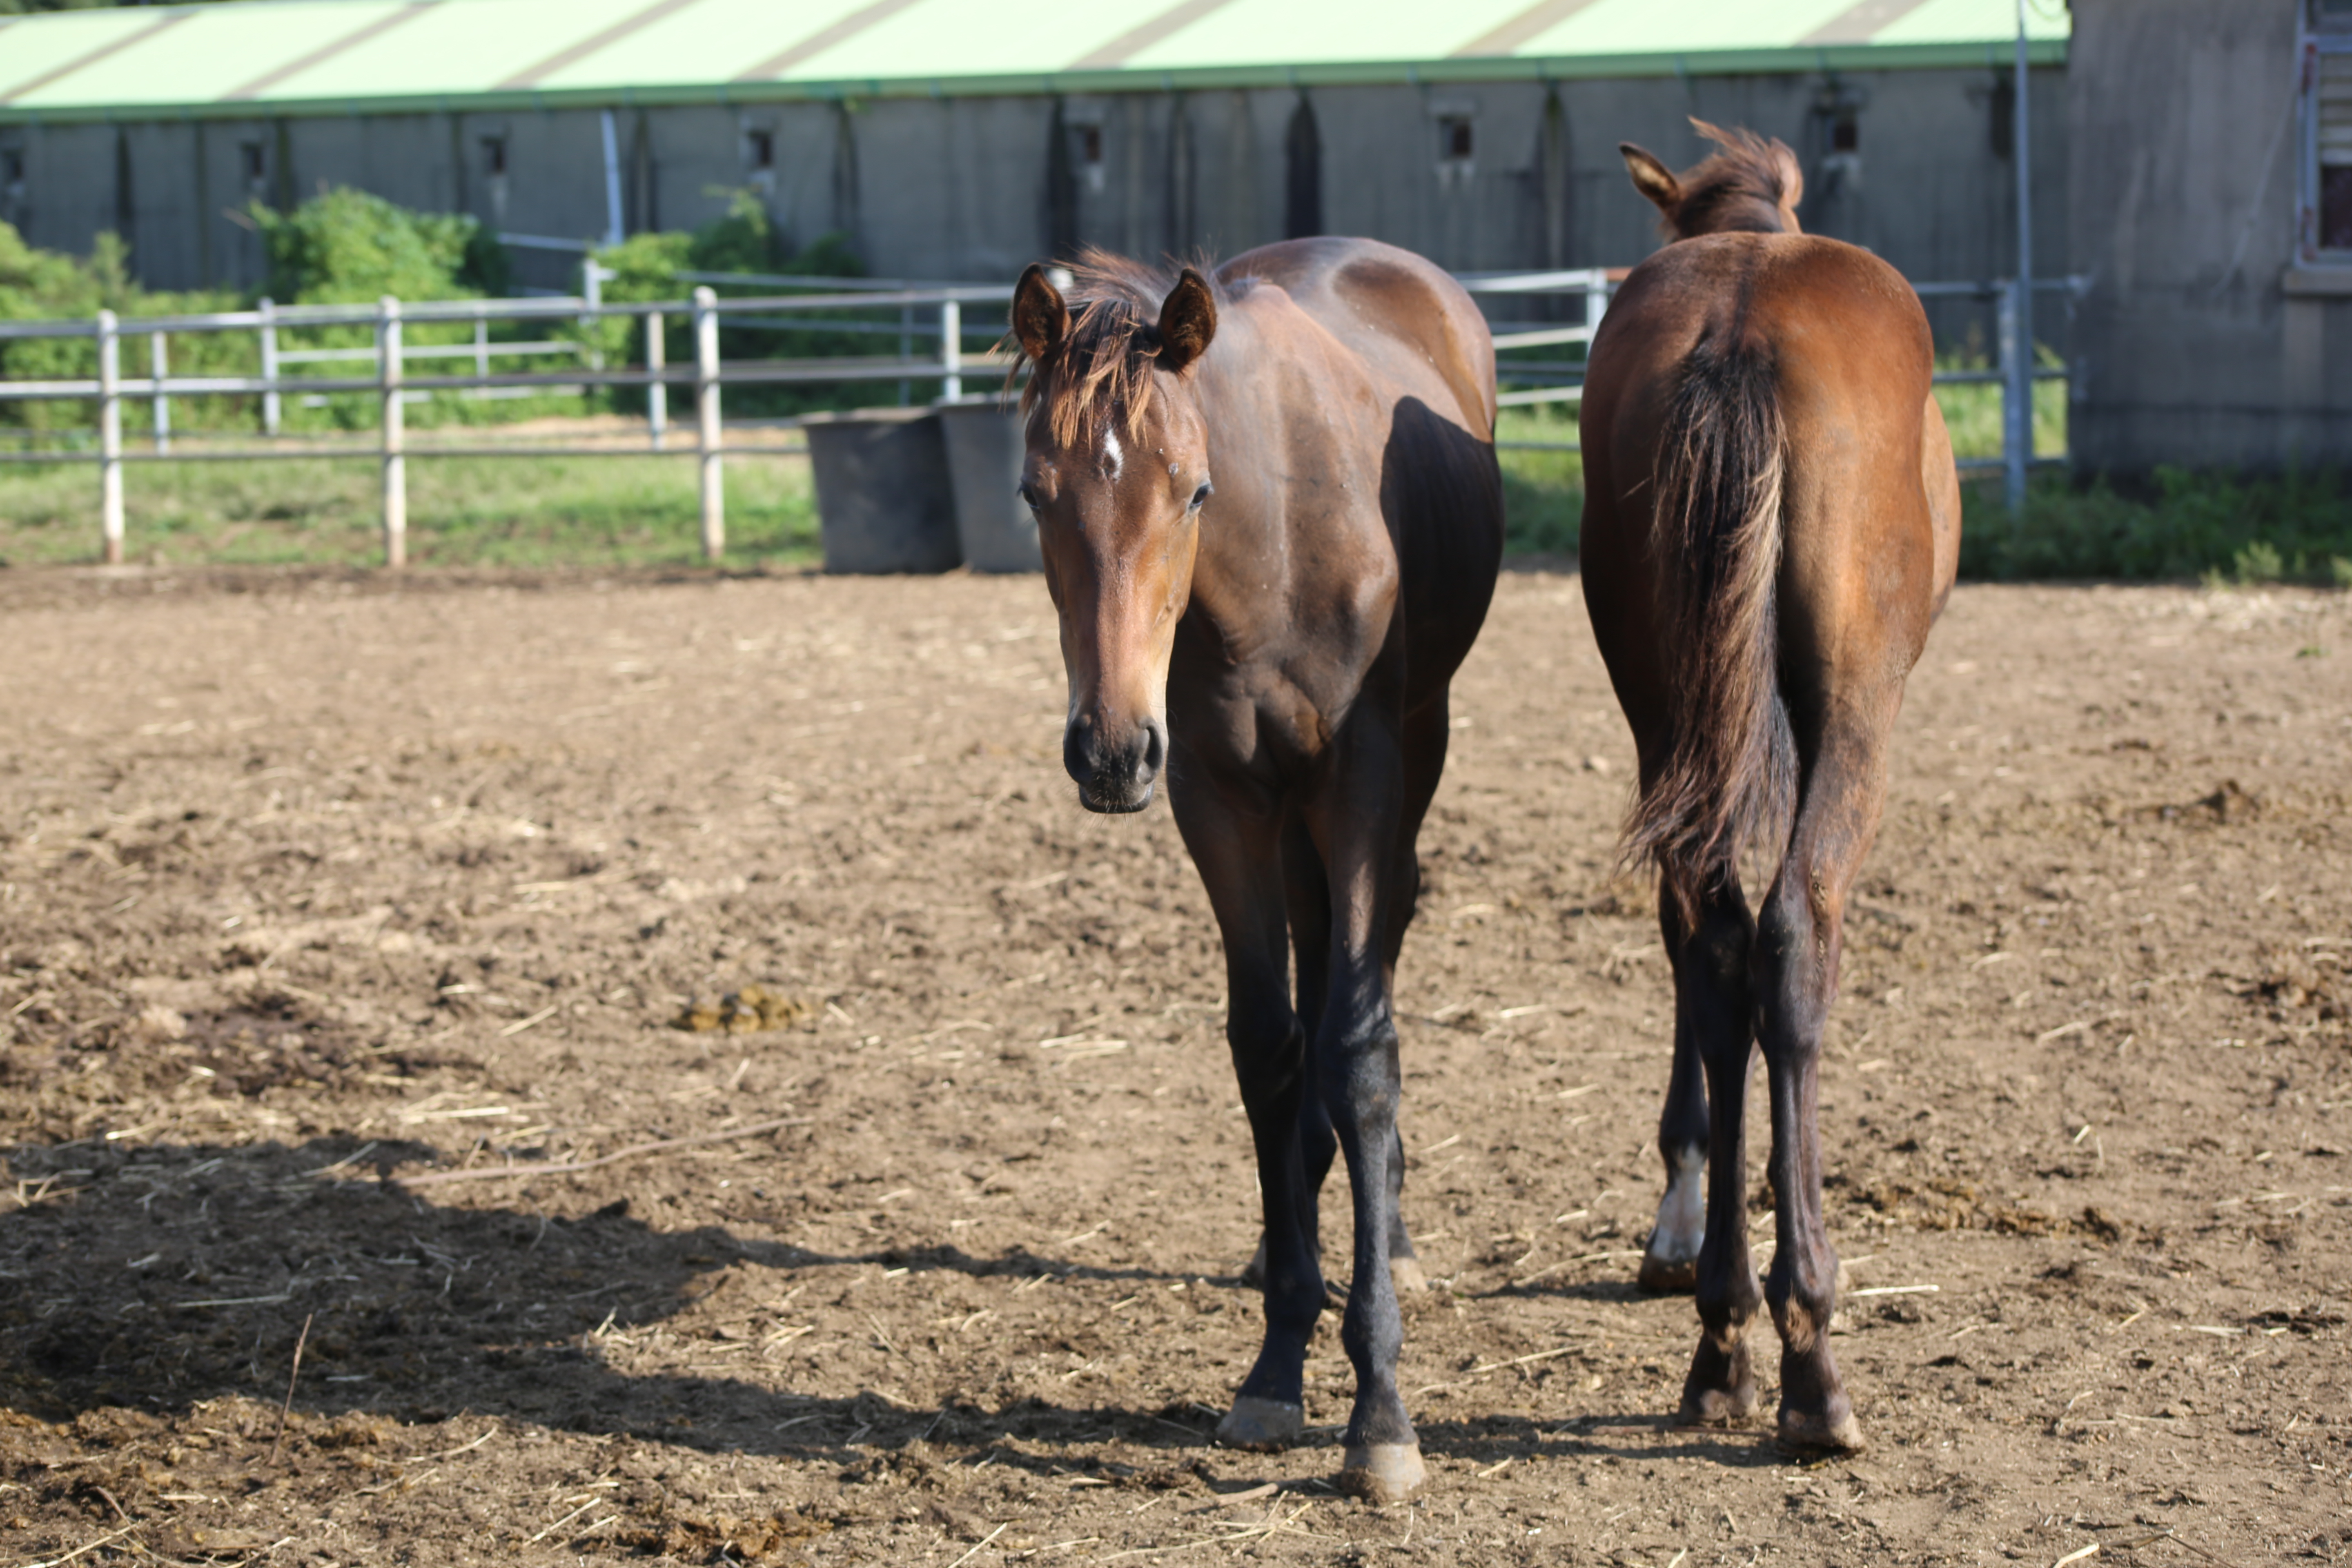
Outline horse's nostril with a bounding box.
[1141,721,1167,778]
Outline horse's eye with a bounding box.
[1017,483,1041,512]
[1189,481,1213,510]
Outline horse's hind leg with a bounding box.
[1751,696,1899,1453]
[1306,705,1423,1502]
[1374,691,1457,1294]
[1669,867,1766,1425]
[1639,877,1724,1293]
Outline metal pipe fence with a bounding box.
[0,279,1012,564]
[0,265,2078,566]
[1473,271,2088,488]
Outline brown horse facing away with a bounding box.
[1009,239,1503,1500]
[1583,123,1960,1448]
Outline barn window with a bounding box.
[481,136,507,178]
[746,128,774,171]
[1829,112,1860,154]
[1067,116,1105,195]
[1285,95,1322,239]
[1439,115,1474,163]
[2305,0,2352,256]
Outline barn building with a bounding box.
[0,0,2067,306]
[2067,0,2352,474]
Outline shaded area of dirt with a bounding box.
[0,566,2347,1565]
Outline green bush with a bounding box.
[250,186,500,305]
[0,222,248,434]
[589,191,883,417]
[243,187,536,430]
[588,193,889,421]
[1960,466,2352,584]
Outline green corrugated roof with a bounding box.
[0,0,2069,123]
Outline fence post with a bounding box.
[96,309,122,565]
[1999,277,2027,513]
[149,330,170,455]
[646,309,666,451]
[2008,0,2034,513]
[581,259,610,380]
[940,298,962,402]
[379,295,407,568]
[694,285,723,561]
[897,303,912,406]
[258,296,280,436]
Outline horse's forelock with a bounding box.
[1016,249,1218,451]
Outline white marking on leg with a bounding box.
[1650,1146,1706,1265]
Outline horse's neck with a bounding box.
[1188,307,1292,583]
[1182,300,1366,648]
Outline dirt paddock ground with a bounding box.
[0,566,2346,1567]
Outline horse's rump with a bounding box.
[1621,327,1796,924]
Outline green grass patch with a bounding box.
[0,453,818,569]
[9,418,2341,590]
[1931,346,2068,461]
[1497,403,1583,556]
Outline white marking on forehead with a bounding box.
[1098,429,1123,479]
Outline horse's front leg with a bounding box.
[1172,784,1322,1450]
[1241,820,1423,1298]
[1303,717,1422,1503]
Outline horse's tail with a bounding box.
[1621,332,1795,925]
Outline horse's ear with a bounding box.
[1013,263,1069,363]
[1619,142,1681,216]
[1154,268,1216,375]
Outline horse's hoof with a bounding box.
[1390,1256,1429,1293]
[1635,1251,1699,1294]
[1777,1405,1866,1452]
[1676,1381,1760,1427]
[1215,1396,1304,1450]
[1336,1442,1425,1503]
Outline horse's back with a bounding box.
[1595,233,1931,472]
[1222,238,1497,436]
[1588,233,1951,670]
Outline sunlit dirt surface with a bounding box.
[1,566,2346,1566]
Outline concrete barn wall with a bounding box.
[0,66,2062,336]
[2068,0,2350,474]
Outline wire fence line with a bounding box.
[0,266,2071,567]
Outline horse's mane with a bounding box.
[1013,247,1232,448]
[1668,121,1798,237]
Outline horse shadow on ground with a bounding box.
[0,1135,1776,1483]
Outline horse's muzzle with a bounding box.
[1065,712,1167,814]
